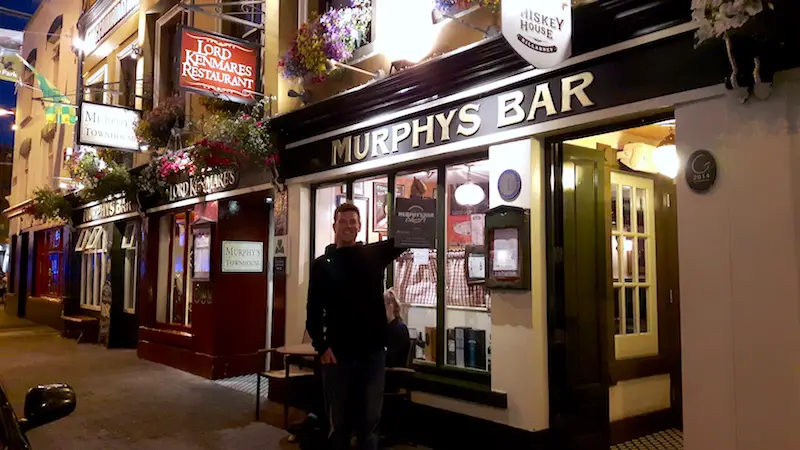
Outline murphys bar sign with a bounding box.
[178,28,259,104]
[326,71,594,168]
[82,197,135,223]
[168,168,238,202]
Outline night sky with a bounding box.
[0,1,41,146]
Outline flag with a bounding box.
[18,54,77,124]
[0,50,22,83]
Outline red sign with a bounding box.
[178,28,259,103]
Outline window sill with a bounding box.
[123,308,136,315]
[412,372,507,409]
[80,304,101,312]
[32,296,63,303]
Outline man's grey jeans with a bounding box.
[321,350,386,450]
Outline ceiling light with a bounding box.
[454,164,485,206]
[653,130,679,179]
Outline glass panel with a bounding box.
[625,287,635,334]
[169,213,187,325]
[613,287,621,335]
[394,168,438,365]
[636,187,646,233]
[611,183,618,231]
[622,185,632,232]
[353,176,388,245]
[314,184,346,258]
[623,237,634,282]
[611,236,620,282]
[445,160,490,371]
[639,287,648,333]
[638,238,647,282]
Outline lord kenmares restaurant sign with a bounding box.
[178,27,259,104]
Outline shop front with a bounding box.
[3,208,69,330]
[136,168,278,380]
[68,196,141,348]
[273,22,800,448]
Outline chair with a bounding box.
[255,331,316,426]
[382,338,418,447]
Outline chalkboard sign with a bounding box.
[394,197,436,248]
[686,150,717,193]
[98,278,112,346]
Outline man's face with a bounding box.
[333,210,360,245]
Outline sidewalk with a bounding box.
[0,307,37,330]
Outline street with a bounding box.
[0,318,290,450]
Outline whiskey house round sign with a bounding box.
[178,27,259,104]
[502,0,573,69]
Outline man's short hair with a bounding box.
[334,202,361,222]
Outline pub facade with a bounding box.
[272,1,800,449]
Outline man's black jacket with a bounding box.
[306,239,405,360]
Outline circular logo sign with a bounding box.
[498,169,523,202]
[685,150,717,193]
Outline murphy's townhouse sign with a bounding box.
[82,197,136,223]
[178,28,259,104]
[328,72,594,168]
[168,168,238,202]
[502,0,572,69]
[79,102,141,151]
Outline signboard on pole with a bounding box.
[178,27,260,104]
[79,102,141,151]
[502,0,573,69]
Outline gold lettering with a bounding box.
[412,116,434,148]
[560,72,595,113]
[527,82,557,120]
[353,134,368,160]
[371,128,390,156]
[391,123,411,152]
[435,110,457,141]
[457,104,481,137]
[331,136,353,166]
[497,91,525,127]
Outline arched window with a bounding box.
[47,15,63,44]
[23,48,36,84]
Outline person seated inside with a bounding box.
[384,288,410,368]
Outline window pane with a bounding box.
[394,169,438,365]
[611,183,618,231]
[636,187,646,233]
[170,213,188,325]
[623,237,633,282]
[638,238,647,282]
[622,185,632,232]
[625,287,635,334]
[353,176,387,245]
[613,287,621,335]
[611,236,620,282]
[639,287,648,333]
[314,184,346,258]
[445,160,490,371]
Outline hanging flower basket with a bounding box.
[692,0,786,45]
[434,0,500,13]
[26,187,72,222]
[134,95,186,149]
[279,0,372,83]
[65,149,136,202]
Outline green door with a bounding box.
[549,142,611,449]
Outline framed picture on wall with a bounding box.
[373,183,389,232]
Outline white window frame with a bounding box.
[74,229,89,251]
[611,172,658,360]
[121,222,139,314]
[79,226,106,311]
[85,65,109,105]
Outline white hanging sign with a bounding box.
[502,0,573,69]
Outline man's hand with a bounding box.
[320,348,337,365]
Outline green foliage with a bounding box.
[134,95,186,149]
[27,187,72,222]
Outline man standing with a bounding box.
[306,202,406,450]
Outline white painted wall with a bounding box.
[676,70,800,450]
[609,374,671,422]
[285,183,312,344]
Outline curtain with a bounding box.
[394,249,488,309]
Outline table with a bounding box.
[276,343,317,356]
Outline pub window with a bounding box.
[34,227,64,298]
[119,52,138,108]
[156,8,187,103]
[77,226,106,310]
[311,154,492,377]
[611,172,659,359]
[156,211,195,327]
[22,48,36,86]
[85,65,108,104]
[121,222,139,313]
